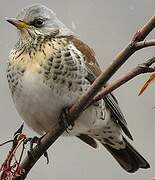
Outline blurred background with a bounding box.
[0,0,155,179]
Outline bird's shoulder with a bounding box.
[64,35,102,77]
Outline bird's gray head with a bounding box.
[7,4,73,43]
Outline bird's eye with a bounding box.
[32,18,44,28]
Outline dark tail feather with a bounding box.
[103,138,150,173]
[76,134,98,148]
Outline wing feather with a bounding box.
[70,36,133,140]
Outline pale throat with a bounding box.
[18,28,42,46]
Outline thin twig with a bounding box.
[90,56,155,105]
[0,124,26,180]
[0,140,14,147]
[135,39,155,50]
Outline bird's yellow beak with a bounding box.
[6,18,29,30]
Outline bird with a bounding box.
[6,4,150,173]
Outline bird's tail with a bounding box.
[101,138,150,173]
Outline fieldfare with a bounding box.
[6,4,150,173]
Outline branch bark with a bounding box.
[90,56,155,105]
[135,39,155,50]
[8,15,155,179]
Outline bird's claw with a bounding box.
[25,135,49,164]
[44,151,49,164]
[24,136,40,150]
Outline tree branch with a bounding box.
[90,56,155,105]
[135,39,155,50]
[4,15,155,179]
[67,15,155,118]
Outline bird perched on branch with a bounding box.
[6,4,150,173]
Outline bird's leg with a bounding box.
[23,136,39,150]
[30,136,39,150]
[59,107,74,133]
[25,135,49,164]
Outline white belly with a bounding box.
[13,70,100,135]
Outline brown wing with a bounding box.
[70,36,133,140]
[71,36,102,77]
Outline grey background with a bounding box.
[0,0,155,179]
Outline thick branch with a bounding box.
[12,15,155,179]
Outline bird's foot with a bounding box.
[25,135,49,164]
[59,107,74,133]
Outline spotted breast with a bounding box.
[7,37,109,138]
